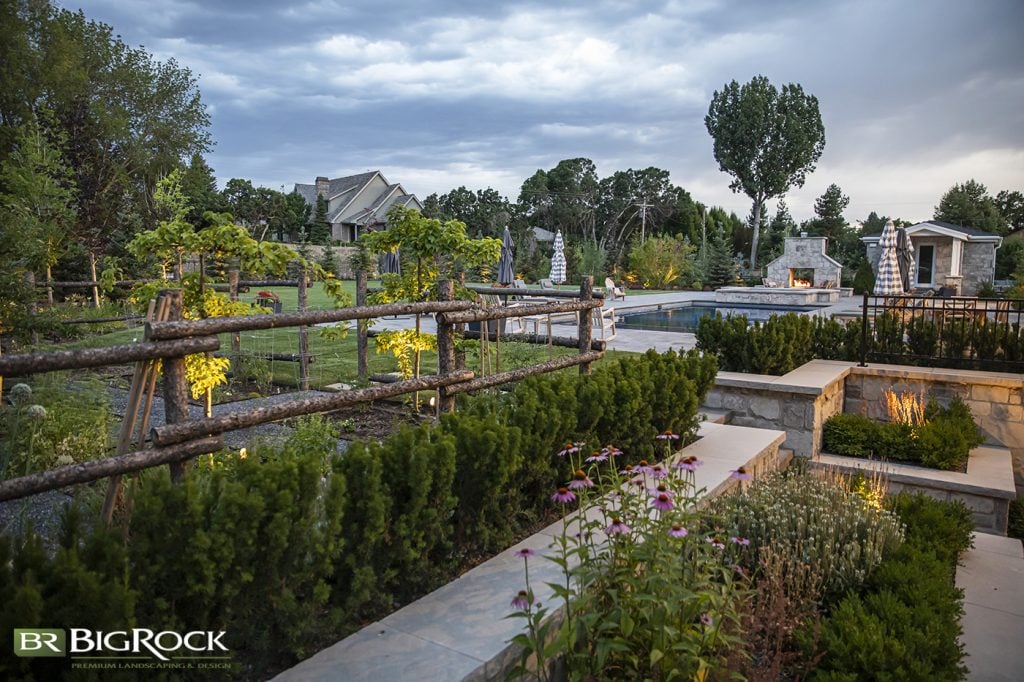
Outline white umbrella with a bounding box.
[874,220,904,296]
[550,230,567,284]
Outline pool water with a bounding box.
[617,303,817,332]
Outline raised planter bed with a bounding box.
[273,421,788,681]
[811,444,1016,534]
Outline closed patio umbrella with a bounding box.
[550,230,567,284]
[497,227,515,285]
[380,248,401,276]
[874,220,904,296]
[896,227,916,292]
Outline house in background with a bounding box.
[861,220,1002,295]
[293,171,423,243]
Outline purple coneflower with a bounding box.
[655,430,680,441]
[731,466,752,481]
[668,522,688,538]
[700,613,713,626]
[635,459,654,475]
[619,464,635,475]
[585,450,608,463]
[602,444,622,457]
[650,482,674,497]
[706,536,725,549]
[606,517,631,535]
[558,442,582,457]
[568,469,595,490]
[730,536,750,546]
[650,464,668,480]
[551,487,577,504]
[674,456,703,472]
[651,493,675,512]
[514,548,536,559]
[511,590,531,610]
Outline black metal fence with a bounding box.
[859,293,1024,372]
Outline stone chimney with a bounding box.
[315,176,330,198]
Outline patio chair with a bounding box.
[761,278,779,288]
[604,277,626,301]
[538,278,555,290]
[592,306,617,341]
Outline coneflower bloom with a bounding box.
[651,492,675,512]
[706,536,725,549]
[585,450,608,463]
[514,548,537,558]
[568,469,595,490]
[650,464,668,480]
[674,456,703,472]
[619,464,635,475]
[602,444,622,457]
[606,517,630,535]
[635,460,655,475]
[730,536,750,546]
[668,523,688,538]
[731,466,752,481]
[551,487,577,504]
[558,442,583,457]
[511,590,531,610]
[655,430,680,441]
[700,613,713,626]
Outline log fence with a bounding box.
[0,277,605,504]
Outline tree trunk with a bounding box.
[749,196,764,271]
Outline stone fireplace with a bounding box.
[766,234,843,288]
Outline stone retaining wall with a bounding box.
[844,366,1024,494]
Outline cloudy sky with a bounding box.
[68,0,1024,223]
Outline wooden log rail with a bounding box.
[150,370,475,446]
[467,284,605,300]
[0,436,224,502]
[445,351,604,395]
[146,300,475,340]
[461,328,606,352]
[39,279,161,288]
[237,279,301,287]
[437,299,602,325]
[0,336,219,377]
[61,314,146,325]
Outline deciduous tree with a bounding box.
[705,76,826,269]
[934,179,1006,235]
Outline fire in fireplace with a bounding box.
[789,268,814,288]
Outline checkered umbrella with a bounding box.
[874,220,904,295]
[497,227,515,285]
[896,227,916,292]
[550,230,567,284]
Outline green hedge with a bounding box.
[0,349,717,679]
[808,493,973,681]
[822,397,985,470]
[696,312,861,374]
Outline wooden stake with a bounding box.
[298,265,309,390]
[89,252,100,308]
[356,270,368,382]
[160,290,191,483]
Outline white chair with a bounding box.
[604,277,625,301]
[592,306,617,341]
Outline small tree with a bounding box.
[310,194,332,244]
[361,206,501,404]
[627,234,695,289]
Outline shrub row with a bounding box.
[0,349,717,679]
[697,310,1024,375]
[808,493,974,680]
[822,397,985,470]
[696,313,861,374]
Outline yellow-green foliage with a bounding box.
[374,329,436,378]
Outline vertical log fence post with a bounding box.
[26,272,39,345]
[578,276,594,374]
[436,279,456,414]
[228,262,240,364]
[356,270,368,382]
[45,265,54,307]
[298,267,310,390]
[89,252,101,308]
[161,290,191,483]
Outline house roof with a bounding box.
[861,220,1002,244]
[294,171,421,226]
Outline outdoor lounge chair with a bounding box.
[605,277,626,301]
[593,306,617,341]
[538,278,555,290]
[761,278,779,288]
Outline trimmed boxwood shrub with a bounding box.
[822,397,984,470]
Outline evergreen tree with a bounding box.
[934,179,1006,235]
[180,153,221,228]
[759,200,795,266]
[310,195,331,244]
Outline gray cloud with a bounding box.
[66,0,1024,222]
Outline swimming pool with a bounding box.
[616,303,817,332]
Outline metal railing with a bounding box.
[859,293,1024,372]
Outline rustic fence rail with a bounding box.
[0,278,606,504]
